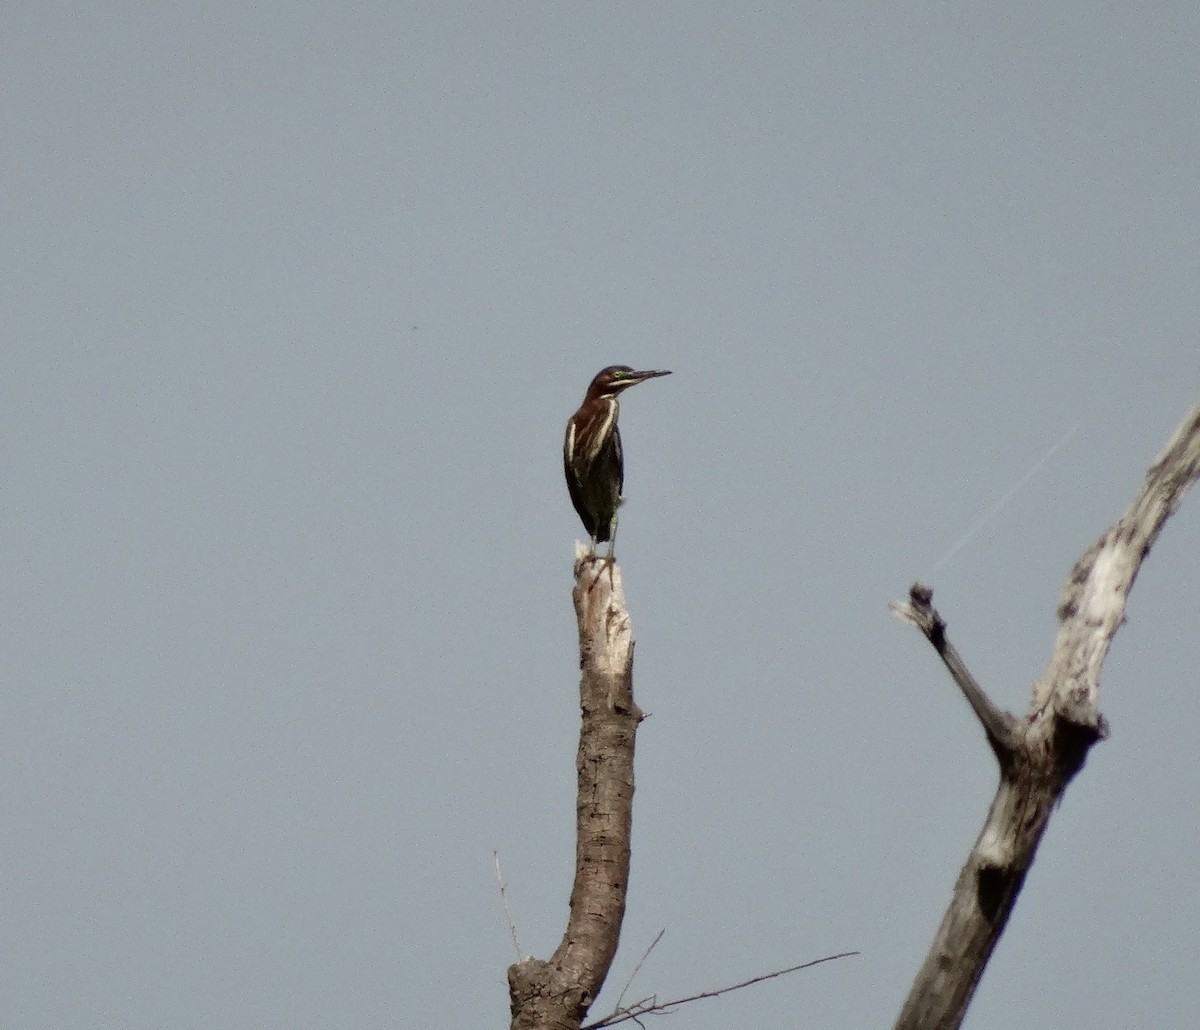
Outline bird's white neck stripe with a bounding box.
[586,397,618,463]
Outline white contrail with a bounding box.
[929,421,1081,576]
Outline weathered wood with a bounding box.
[508,547,644,1030]
[894,400,1200,1030]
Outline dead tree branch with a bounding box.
[893,399,1200,1030]
[507,547,644,1030]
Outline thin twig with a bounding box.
[493,849,521,960]
[614,929,665,1012]
[583,951,859,1028]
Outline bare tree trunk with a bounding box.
[893,400,1200,1030]
[508,550,644,1030]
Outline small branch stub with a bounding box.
[890,585,1019,762]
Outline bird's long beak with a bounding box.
[629,369,672,383]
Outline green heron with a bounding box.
[564,365,671,559]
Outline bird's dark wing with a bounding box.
[564,422,594,536]
[613,423,624,498]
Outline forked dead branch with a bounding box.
[891,399,1200,1030]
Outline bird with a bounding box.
[563,365,671,560]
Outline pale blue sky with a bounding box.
[3,4,1199,1028]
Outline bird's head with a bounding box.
[584,365,672,402]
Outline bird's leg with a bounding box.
[585,518,618,592]
[604,514,618,586]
